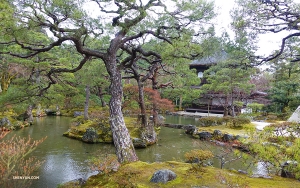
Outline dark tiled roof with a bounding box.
[190,50,228,66]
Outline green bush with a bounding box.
[89,154,120,174]
[184,149,214,170]
[197,117,223,127]
[223,116,250,129]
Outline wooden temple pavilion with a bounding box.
[186,51,267,115]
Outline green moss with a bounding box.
[63,116,148,144]
[83,161,300,188]
[196,123,256,136]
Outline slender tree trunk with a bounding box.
[97,86,107,107]
[105,55,138,163]
[231,93,236,117]
[179,95,183,111]
[151,67,159,126]
[84,85,90,120]
[137,79,157,145]
[224,96,229,117]
[24,105,33,124]
[137,80,147,127]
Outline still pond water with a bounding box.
[4,115,262,188]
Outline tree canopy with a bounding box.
[0,0,216,163]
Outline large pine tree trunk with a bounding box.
[105,56,138,163]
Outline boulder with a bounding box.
[198,131,212,140]
[184,125,196,135]
[132,138,147,148]
[150,169,177,183]
[45,109,57,116]
[213,130,222,139]
[60,178,86,187]
[73,111,83,117]
[82,128,98,143]
[281,161,297,178]
[0,117,11,128]
[222,133,234,142]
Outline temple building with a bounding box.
[186,51,267,115]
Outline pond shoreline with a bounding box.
[170,111,272,130]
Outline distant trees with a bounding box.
[266,57,300,114]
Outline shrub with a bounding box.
[89,154,120,174]
[247,102,264,113]
[197,117,223,127]
[184,149,214,170]
[0,133,46,188]
[215,171,250,188]
[223,116,251,129]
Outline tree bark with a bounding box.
[105,43,138,162]
[151,67,159,126]
[97,86,107,107]
[137,80,147,127]
[223,96,229,117]
[179,95,183,111]
[84,85,90,120]
[0,72,14,93]
[24,105,33,124]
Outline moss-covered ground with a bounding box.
[78,161,300,188]
[196,123,256,137]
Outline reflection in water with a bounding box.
[164,114,199,125]
[3,115,265,188]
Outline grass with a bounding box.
[196,123,257,137]
[79,161,300,188]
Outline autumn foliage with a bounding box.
[123,85,174,114]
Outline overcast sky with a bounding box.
[212,0,300,56]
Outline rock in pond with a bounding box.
[150,169,177,183]
[132,138,147,148]
[82,128,98,143]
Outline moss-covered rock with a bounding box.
[63,116,113,143]
[0,110,32,131]
[63,115,159,146]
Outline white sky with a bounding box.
[212,0,299,56]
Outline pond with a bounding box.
[3,115,262,188]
